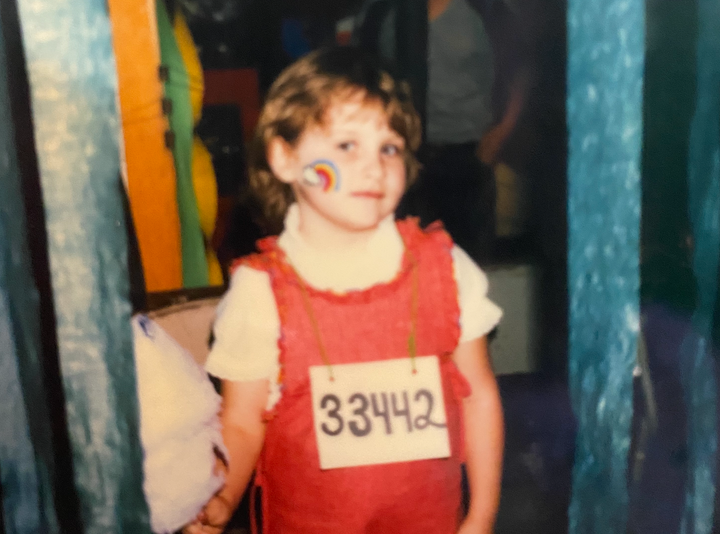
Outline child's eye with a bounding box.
[381,144,402,157]
[337,141,356,151]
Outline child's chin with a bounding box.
[346,211,387,230]
[337,217,382,233]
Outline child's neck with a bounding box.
[295,207,381,253]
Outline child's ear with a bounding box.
[267,137,298,185]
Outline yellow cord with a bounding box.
[291,254,420,381]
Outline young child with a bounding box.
[185,46,504,534]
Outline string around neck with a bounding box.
[290,250,420,381]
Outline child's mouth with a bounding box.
[351,191,384,199]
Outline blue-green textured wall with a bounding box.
[13,0,151,531]
[0,6,58,532]
[567,0,644,531]
[679,0,720,531]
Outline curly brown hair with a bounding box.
[248,46,422,231]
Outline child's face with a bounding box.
[275,94,407,238]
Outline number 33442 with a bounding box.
[318,389,447,438]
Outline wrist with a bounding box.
[464,507,495,531]
[215,489,240,512]
[494,119,513,139]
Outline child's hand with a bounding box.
[182,494,234,534]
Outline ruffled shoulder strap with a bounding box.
[229,236,282,275]
[396,217,455,257]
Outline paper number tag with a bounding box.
[309,356,451,470]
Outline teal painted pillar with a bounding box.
[0,8,58,533]
[567,0,644,532]
[680,0,720,531]
[13,0,151,532]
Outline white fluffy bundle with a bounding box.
[132,315,225,534]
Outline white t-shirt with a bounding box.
[205,204,502,408]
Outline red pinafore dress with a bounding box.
[235,220,471,534]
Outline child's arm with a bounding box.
[453,336,504,534]
[184,378,269,534]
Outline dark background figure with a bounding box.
[353,0,529,265]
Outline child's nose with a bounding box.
[364,153,385,181]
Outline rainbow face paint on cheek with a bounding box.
[302,160,341,192]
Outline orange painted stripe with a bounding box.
[108,0,183,292]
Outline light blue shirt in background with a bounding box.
[426,0,494,144]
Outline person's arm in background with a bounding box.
[477,66,529,165]
[476,0,530,166]
[454,336,504,534]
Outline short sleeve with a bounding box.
[204,265,280,382]
[452,245,503,343]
